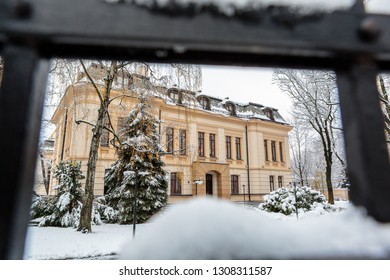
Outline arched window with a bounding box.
[198,96,211,110]
[225,101,236,116]
[264,108,275,121]
[168,89,182,104]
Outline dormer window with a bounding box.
[198,96,211,110]
[264,108,275,121]
[225,101,236,116]
[168,89,182,104]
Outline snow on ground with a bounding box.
[25,199,390,260]
[24,224,144,260]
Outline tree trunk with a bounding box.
[78,61,117,233]
[324,126,335,204]
[325,156,334,204]
[78,107,106,233]
[298,160,304,186]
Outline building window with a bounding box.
[226,136,232,159]
[225,101,236,116]
[170,172,182,195]
[278,176,283,188]
[169,90,181,104]
[209,133,216,158]
[271,141,277,162]
[198,132,205,157]
[100,115,110,147]
[279,142,284,162]
[264,108,275,121]
[269,175,275,191]
[166,127,174,153]
[264,140,269,161]
[236,137,241,160]
[179,129,186,155]
[199,96,211,110]
[231,175,239,194]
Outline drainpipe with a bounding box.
[245,124,251,201]
[60,108,68,161]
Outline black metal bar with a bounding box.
[336,60,390,223]
[1,0,390,69]
[0,0,388,261]
[0,44,49,259]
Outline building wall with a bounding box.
[50,82,293,202]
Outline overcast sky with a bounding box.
[201,0,389,121]
[202,66,292,120]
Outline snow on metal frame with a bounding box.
[106,0,355,16]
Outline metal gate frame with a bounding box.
[1,0,389,259]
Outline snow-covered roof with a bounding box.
[163,89,289,125]
[76,65,289,125]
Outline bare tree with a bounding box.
[77,60,127,233]
[273,69,342,204]
[289,116,313,187]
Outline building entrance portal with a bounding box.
[192,162,230,199]
[206,174,213,195]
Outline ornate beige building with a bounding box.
[46,66,292,203]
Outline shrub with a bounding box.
[259,186,328,215]
[31,161,102,227]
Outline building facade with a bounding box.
[46,67,293,203]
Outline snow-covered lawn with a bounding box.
[24,223,142,260]
[24,199,390,260]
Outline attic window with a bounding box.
[225,102,236,116]
[198,96,211,110]
[264,108,275,121]
[169,89,182,104]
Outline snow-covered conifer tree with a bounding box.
[104,95,168,224]
[37,161,101,227]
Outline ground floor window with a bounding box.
[269,175,275,191]
[278,176,283,188]
[231,175,239,194]
[170,172,182,195]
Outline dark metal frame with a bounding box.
[1,0,389,259]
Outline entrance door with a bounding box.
[206,174,213,195]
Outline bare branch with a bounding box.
[80,60,104,104]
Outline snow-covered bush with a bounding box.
[32,161,102,227]
[30,192,54,220]
[94,196,119,223]
[259,186,331,215]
